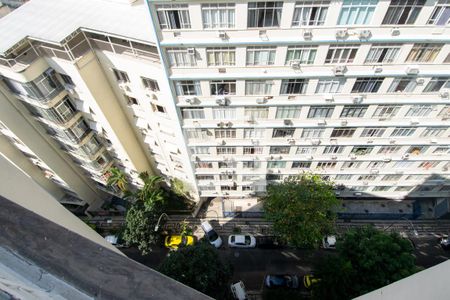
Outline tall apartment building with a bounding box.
[0,0,449,216]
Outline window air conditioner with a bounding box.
[311,139,321,145]
[416,78,424,84]
[406,66,419,75]
[371,169,379,174]
[402,153,410,159]
[303,30,313,40]
[331,155,337,160]
[216,96,227,106]
[353,96,363,104]
[383,158,391,162]
[341,120,348,126]
[217,122,224,128]
[290,60,301,69]
[318,120,327,125]
[389,140,396,144]
[218,31,227,40]
[350,154,357,160]
[288,139,295,145]
[359,30,372,39]
[333,65,347,76]
[284,119,293,126]
[324,94,334,102]
[184,96,196,104]
[374,67,383,73]
[410,120,419,125]
[225,122,233,128]
[391,28,400,36]
[335,29,348,39]
[440,90,449,98]
[256,98,266,104]
[187,48,196,55]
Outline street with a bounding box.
[121,235,450,293]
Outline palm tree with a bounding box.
[136,172,165,210]
[105,167,128,193]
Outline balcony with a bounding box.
[0,43,39,72]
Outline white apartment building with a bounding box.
[0,0,449,216]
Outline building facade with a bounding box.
[0,0,449,216]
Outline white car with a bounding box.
[322,235,337,249]
[104,235,127,248]
[230,281,248,300]
[228,234,256,248]
[201,221,222,248]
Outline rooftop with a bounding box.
[0,0,155,55]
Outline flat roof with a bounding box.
[0,0,156,55]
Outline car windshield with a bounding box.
[270,276,287,286]
[207,230,218,241]
[245,236,251,245]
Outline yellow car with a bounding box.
[303,274,321,289]
[164,235,195,250]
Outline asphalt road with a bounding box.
[121,235,450,293]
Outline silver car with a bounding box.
[228,234,256,248]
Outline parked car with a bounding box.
[228,234,256,248]
[104,235,127,248]
[303,274,321,289]
[264,275,299,289]
[230,281,248,300]
[201,221,222,248]
[439,236,450,250]
[322,235,337,249]
[256,236,285,249]
[164,235,195,250]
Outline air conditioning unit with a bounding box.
[284,119,293,126]
[391,28,400,36]
[430,139,438,144]
[218,31,227,40]
[184,96,196,104]
[225,122,233,128]
[383,158,391,162]
[406,66,420,75]
[311,139,321,145]
[256,98,266,104]
[402,153,410,159]
[333,65,347,76]
[217,122,224,128]
[331,155,338,160]
[288,139,295,145]
[359,30,372,39]
[374,66,383,73]
[367,140,374,144]
[216,96,227,106]
[410,120,419,125]
[318,120,327,125]
[371,169,379,174]
[335,29,348,39]
[350,154,357,160]
[353,96,363,104]
[341,120,348,126]
[290,60,301,69]
[324,94,334,102]
[303,30,313,40]
[440,90,449,98]
[187,48,196,55]
[389,140,396,144]
[306,155,314,160]
[416,78,425,84]
[118,81,128,90]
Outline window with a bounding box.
[202,3,235,28]
[340,105,368,118]
[246,46,276,65]
[331,128,356,138]
[338,0,378,25]
[60,74,74,86]
[342,161,362,169]
[243,161,262,168]
[186,129,211,140]
[316,78,346,93]
[378,146,401,154]
[245,80,274,95]
[368,161,387,168]
[382,0,425,25]
[395,186,412,191]
[285,46,317,65]
[220,174,237,180]
[358,175,377,181]
[433,146,450,154]
[112,69,129,83]
[325,44,359,64]
[248,2,283,27]
[210,80,236,95]
[244,129,265,139]
[174,81,201,96]
[125,95,138,105]
[428,0,450,25]
[292,161,312,168]
[151,103,166,113]
[301,128,324,138]
[191,146,210,154]
[272,128,295,138]
[215,129,236,138]
[205,108,235,124]
[420,127,446,137]
[280,79,308,94]
[418,161,440,169]
[423,77,450,92]
[270,146,290,154]
[243,147,264,154]
[373,186,391,192]
[142,77,159,91]
[388,77,417,93]
[206,47,235,66]
[408,145,428,154]
[276,106,301,119]
[350,186,369,192]
[351,77,384,93]
[373,105,401,118]
[219,161,237,168]
[156,4,191,29]
[296,147,317,154]
[405,174,425,180]
[245,107,269,119]
[361,127,386,137]
[217,147,236,154]
[438,105,450,118]
[316,161,336,169]
[308,106,334,118]
[267,161,287,168]
[166,48,197,67]
[195,162,213,168]
[391,127,416,137]
[323,146,345,154]
[382,174,403,181]
[365,44,401,64]
[197,175,215,181]
[182,108,205,119]
[351,146,373,155]
[199,185,215,191]
[335,174,353,180]
[292,0,330,26]
[405,105,433,117]
[406,43,443,62]
[69,119,89,141]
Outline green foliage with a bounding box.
[105,167,128,192]
[313,226,420,300]
[262,173,340,248]
[170,178,190,198]
[158,241,233,298]
[179,220,193,237]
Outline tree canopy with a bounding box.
[158,241,233,299]
[313,226,420,300]
[262,173,340,248]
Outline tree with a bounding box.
[262,173,340,248]
[135,172,165,209]
[158,241,232,298]
[313,226,420,300]
[105,167,128,192]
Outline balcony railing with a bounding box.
[0,44,39,72]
